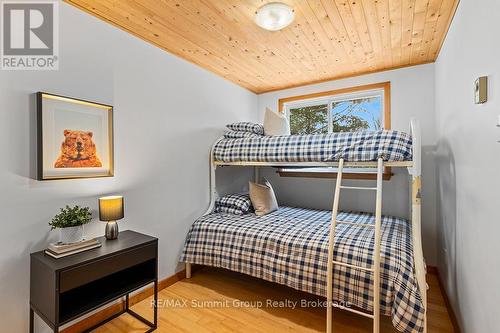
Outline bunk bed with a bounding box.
[181,119,426,333]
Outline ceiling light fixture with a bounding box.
[255,2,295,31]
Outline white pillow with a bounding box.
[263,107,290,136]
[249,179,278,216]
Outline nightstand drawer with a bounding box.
[59,242,156,293]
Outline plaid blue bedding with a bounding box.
[226,122,265,135]
[214,193,253,215]
[214,130,413,163]
[181,206,424,333]
[224,131,263,139]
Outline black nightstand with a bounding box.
[30,230,158,333]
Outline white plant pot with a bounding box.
[59,225,84,244]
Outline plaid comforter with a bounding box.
[181,207,424,333]
[213,130,413,163]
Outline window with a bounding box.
[284,85,388,135]
[278,82,391,179]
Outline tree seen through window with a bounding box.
[289,95,382,135]
[289,104,328,135]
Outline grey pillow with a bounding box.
[249,179,278,216]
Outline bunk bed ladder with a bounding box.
[326,158,384,333]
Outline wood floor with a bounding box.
[93,267,454,333]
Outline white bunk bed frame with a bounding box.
[185,118,426,333]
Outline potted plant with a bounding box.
[49,205,92,244]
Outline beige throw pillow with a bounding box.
[263,107,290,136]
[249,179,278,216]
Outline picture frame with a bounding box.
[37,92,114,180]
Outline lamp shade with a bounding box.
[99,196,124,221]
[255,2,294,31]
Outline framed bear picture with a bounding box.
[37,92,114,180]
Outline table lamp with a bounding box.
[99,195,124,240]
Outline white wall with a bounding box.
[435,1,500,332]
[0,3,257,332]
[257,64,438,265]
[6,1,496,332]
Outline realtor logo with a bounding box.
[1,0,58,70]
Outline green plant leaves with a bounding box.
[49,205,92,229]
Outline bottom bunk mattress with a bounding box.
[180,206,424,333]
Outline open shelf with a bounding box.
[59,259,155,324]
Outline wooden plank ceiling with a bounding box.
[65,0,458,94]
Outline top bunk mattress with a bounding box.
[213,130,413,163]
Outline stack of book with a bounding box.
[44,238,101,259]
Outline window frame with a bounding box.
[277,82,392,180]
[284,89,386,134]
